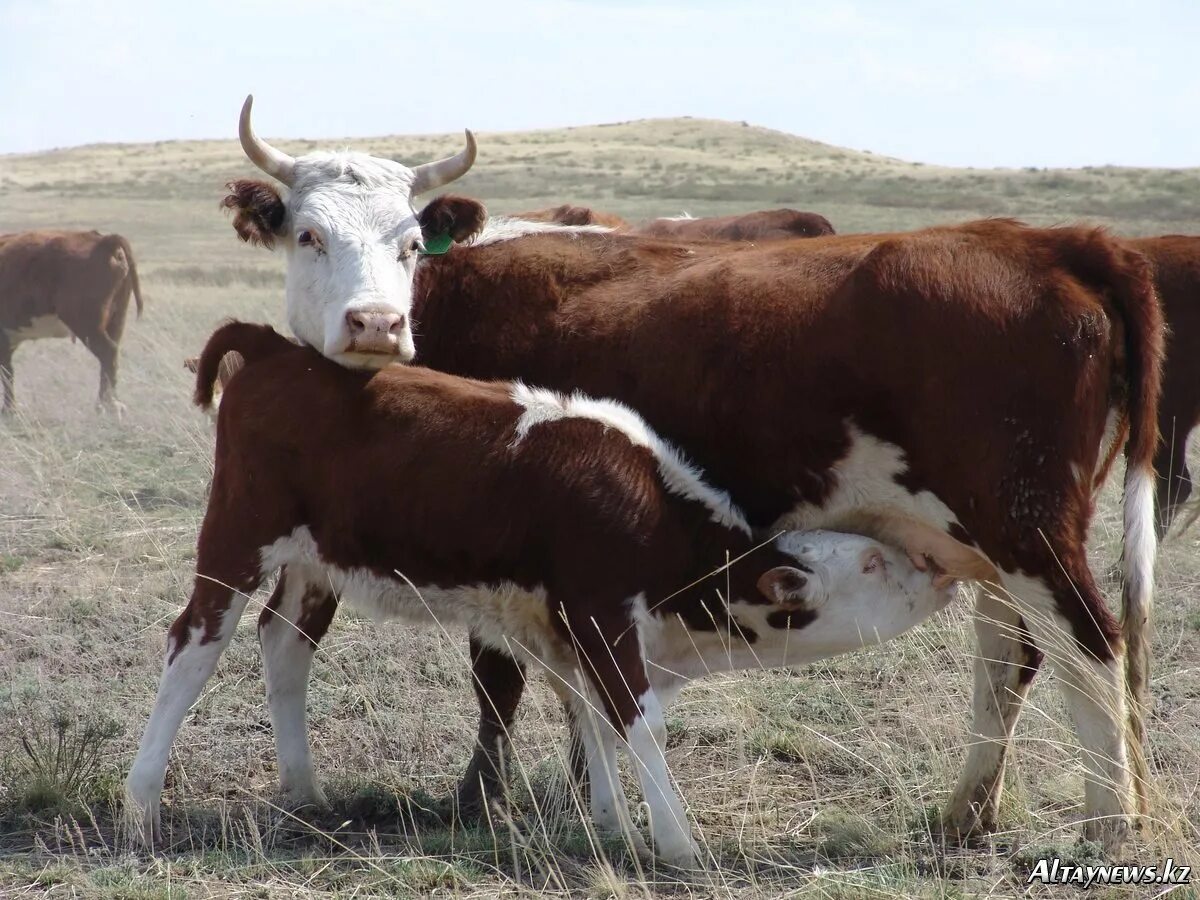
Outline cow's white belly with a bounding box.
[772,423,961,535]
[7,314,70,344]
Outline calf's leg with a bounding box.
[258,564,338,808]
[1154,418,1194,536]
[124,570,259,846]
[0,333,12,412]
[457,640,527,813]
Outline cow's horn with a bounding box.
[239,95,296,187]
[410,130,477,195]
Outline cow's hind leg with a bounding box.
[456,640,527,814]
[0,332,13,413]
[1154,417,1194,536]
[999,568,1132,852]
[124,571,257,846]
[76,327,122,414]
[944,589,1043,840]
[259,564,338,809]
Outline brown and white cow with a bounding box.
[0,229,144,413]
[634,208,836,241]
[125,321,954,865]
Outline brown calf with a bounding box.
[126,321,952,865]
[0,230,144,413]
[513,204,630,229]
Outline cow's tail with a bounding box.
[1082,233,1164,815]
[194,320,291,410]
[102,234,145,318]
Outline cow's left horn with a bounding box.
[410,130,477,195]
[239,95,296,187]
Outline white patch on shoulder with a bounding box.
[773,422,961,536]
[8,314,70,343]
[509,382,750,534]
[468,216,611,248]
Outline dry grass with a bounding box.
[1,119,1199,897]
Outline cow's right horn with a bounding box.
[410,130,477,195]
[239,95,296,187]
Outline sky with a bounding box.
[1,0,1196,169]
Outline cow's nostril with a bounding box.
[346,311,366,334]
[389,316,407,336]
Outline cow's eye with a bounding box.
[297,230,314,246]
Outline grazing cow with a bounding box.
[0,229,144,413]
[223,95,477,369]
[634,208,835,241]
[1127,237,1200,535]
[220,181,1162,852]
[125,321,954,865]
[513,204,630,229]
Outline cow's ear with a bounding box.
[221,180,287,249]
[756,566,811,606]
[418,194,487,246]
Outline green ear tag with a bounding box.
[420,232,453,256]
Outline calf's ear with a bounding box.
[418,194,488,246]
[757,567,811,606]
[221,180,287,248]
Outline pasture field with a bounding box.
[1,118,1198,898]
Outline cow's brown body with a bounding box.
[404,213,1160,851]
[0,229,144,412]
[1129,236,1200,534]
[634,208,835,241]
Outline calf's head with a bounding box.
[223,96,485,369]
[752,530,957,658]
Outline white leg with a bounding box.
[125,593,248,846]
[626,690,700,868]
[259,568,334,807]
[998,573,1132,852]
[572,696,649,857]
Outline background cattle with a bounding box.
[0,229,144,413]
[512,204,630,229]
[224,182,1161,853]
[634,208,836,240]
[126,321,954,866]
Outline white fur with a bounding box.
[1122,466,1156,635]
[509,382,751,534]
[626,690,699,866]
[773,423,962,536]
[7,314,70,343]
[467,216,611,248]
[276,151,428,370]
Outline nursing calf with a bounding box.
[126,322,953,865]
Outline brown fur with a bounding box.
[0,229,145,410]
[633,209,836,241]
[221,180,287,248]
[514,204,630,229]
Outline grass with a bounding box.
[1,118,1199,897]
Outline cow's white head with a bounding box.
[224,95,482,369]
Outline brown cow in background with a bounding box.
[635,208,835,240]
[512,203,630,229]
[0,230,144,414]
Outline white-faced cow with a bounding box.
[217,156,1162,850]
[223,95,477,369]
[0,229,144,413]
[125,321,955,866]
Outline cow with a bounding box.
[0,229,144,414]
[634,209,836,241]
[218,181,1162,851]
[513,204,630,229]
[125,321,955,865]
[223,96,477,370]
[1128,237,1200,536]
